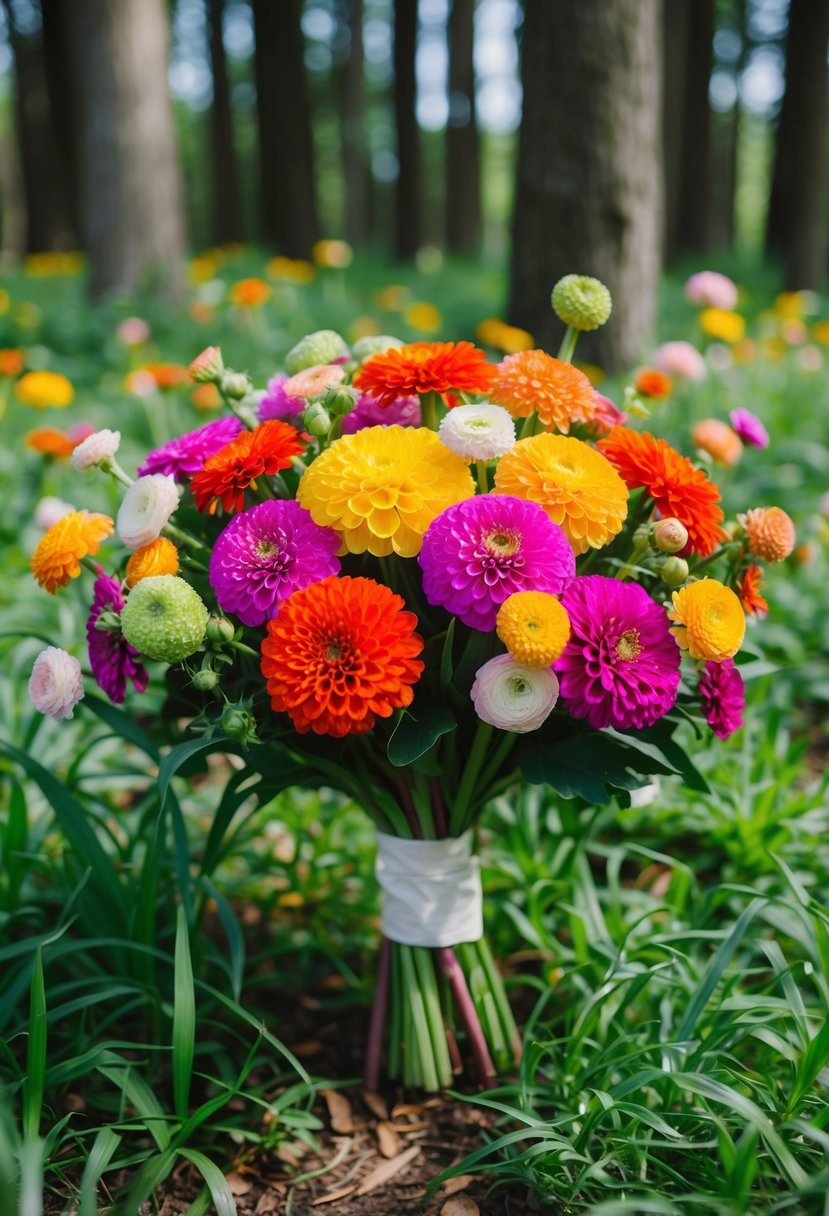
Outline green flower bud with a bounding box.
[220,701,259,746]
[659,556,690,586]
[303,402,332,437]
[189,346,224,383]
[352,335,404,362]
[633,524,652,550]
[121,575,208,663]
[323,385,359,418]
[192,667,219,691]
[652,518,689,554]
[206,615,236,645]
[93,609,122,633]
[219,370,252,400]
[551,275,612,331]
[284,330,349,375]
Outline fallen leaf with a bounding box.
[361,1089,389,1121]
[310,1185,358,1205]
[226,1173,253,1196]
[322,1088,357,1133]
[292,1039,323,1057]
[441,1174,477,1196]
[390,1119,430,1132]
[391,1103,423,1118]
[376,1121,402,1158]
[441,1196,480,1216]
[354,1145,421,1195]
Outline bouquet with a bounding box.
[27,274,792,1091]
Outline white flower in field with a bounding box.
[71,428,121,471]
[470,653,559,733]
[117,473,179,550]
[438,402,516,462]
[28,647,84,719]
[34,496,76,531]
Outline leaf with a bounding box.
[157,735,231,810]
[387,701,456,767]
[441,1197,480,1216]
[322,1089,356,1134]
[376,1122,402,1158]
[517,731,673,804]
[625,720,710,793]
[178,1149,237,1216]
[172,905,196,1121]
[354,1144,421,1195]
[78,1128,121,1216]
[83,692,161,761]
[439,618,457,694]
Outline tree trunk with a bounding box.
[65,0,186,297]
[40,0,80,245]
[338,0,370,248]
[446,0,481,254]
[662,0,690,264]
[207,0,243,245]
[393,0,420,259]
[674,0,714,254]
[508,0,663,372]
[252,0,319,256]
[766,0,829,289]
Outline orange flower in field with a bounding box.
[190,420,306,514]
[740,506,795,562]
[229,277,271,308]
[489,350,596,431]
[261,575,424,737]
[31,510,114,593]
[598,427,726,556]
[0,348,24,377]
[739,564,768,616]
[144,363,190,390]
[125,537,180,587]
[191,383,222,411]
[692,418,743,467]
[26,428,75,459]
[353,341,495,407]
[634,368,672,398]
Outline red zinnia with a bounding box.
[190,420,306,514]
[634,368,673,398]
[260,575,424,737]
[738,563,768,616]
[598,427,726,556]
[353,341,495,407]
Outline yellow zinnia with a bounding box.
[496,591,571,666]
[494,433,628,555]
[668,579,745,661]
[297,425,474,557]
[125,538,180,587]
[31,510,114,594]
[699,308,745,344]
[15,370,74,410]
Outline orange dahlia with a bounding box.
[353,341,495,407]
[31,510,114,594]
[190,421,306,514]
[26,428,75,459]
[260,575,424,737]
[740,506,795,562]
[739,564,768,616]
[493,433,628,554]
[598,427,726,557]
[125,537,180,587]
[634,368,672,398]
[488,349,596,431]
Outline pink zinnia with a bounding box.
[86,570,148,704]
[555,575,681,730]
[418,495,575,632]
[729,408,769,450]
[699,658,744,740]
[654,341,707,382]
[258,374,307,424]
[341,391,421,434]
[209,499,341,626]
[685,271,738,310]
[138,416,243,481]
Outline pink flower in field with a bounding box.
[685,272,738,310]
[729,409,769,450]
[653,341,707,382]
[699,658,745,740]
[117,317,151,346]
[29,647,84,719]
[35,496,76,530]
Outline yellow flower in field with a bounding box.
[14,303,41,330]
[15,370,74,409]
[228,277,271,308]
[774,291,805,320]
[699,308,745,343]
[405,301,442,332]
[266,256,315,284]
[374,285,411,312]
[496,591,571,666]
[811,320,829,345]
[0,289,9,315]
[349,316,381,341]
[125,537,180,587]
[312,239,353,269]
[668,579,745,661]
[475,318,535,354]
[189,252,221,284]
[31,510,114,593]
[297,424,474,557]
[24,251,83,277]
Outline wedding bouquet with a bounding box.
[27,275,792,1091]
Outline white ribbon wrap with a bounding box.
[375,829,483,947]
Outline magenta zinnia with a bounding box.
[699,658,745,739]
[86,570,148,704]
[138,416,243,482]
[418,495,575,631]
[555,575,681,730]
[209,500,341,627]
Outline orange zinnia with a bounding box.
[190,420,306,514]
[353,341,495,407]
[739,564,768,616]
[228,277,271,308]
[26,428,75,459]
[634,368,672,398]
[144,363,190,390]
[31,510,114,593]
[489,350,596,431]
[598,427,726,556]
[261,575,424,737]
[0,348,24,377]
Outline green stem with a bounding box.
[413,947,453,1088]
[475,731,518,800]
[692,539,743,577]
[102,457,135,489]
[518,412,540,440]
[475,460,489,495]
[420,390,440,432]
[616,539,652,583]
[475,936,522,1064]
[557,325,579,363]
[400,945,438,1090]
[450,721,493,835]
[162,521,212,559]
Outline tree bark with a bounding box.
[508,0,663,372]
[674,0,714,255]
[252,0,319,256]
[393,0,420,259]
[206,0,243,245]
[446,0,481,254]
[40,0,80,244]
[766,0,829,289]
[64,0,186,297]
[662,0,690,264]
[338,0,370,248]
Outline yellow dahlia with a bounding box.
[125,537,180,587]
[494,433,628,554]
[496,591,571,666]
[15,370,74,410]
[297,425,474,557]
[668,579,745,661]
[31,510,114,594]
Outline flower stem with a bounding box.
[437,946,496,1087]
[475,460,489,495]
[364,937,391,1093]
[102,457,135,488]
[162,521,212,560]
[399,945,439,1091]
[557,326,579,364]
[450,721,493,834]
[420,391,440,432]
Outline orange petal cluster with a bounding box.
[739,564,768,616]
[634,368,672,398]
[31,510,114,593]
[353,341,495,407]
[125,537,180,587]
[741,506,795,562]
[489,350,596,431]
[26,428,75,459]
[190,421,306,514]
[692,419,742,467]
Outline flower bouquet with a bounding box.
[27,275,792,1091]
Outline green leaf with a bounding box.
[79,1127,121,1216]
[439,618,456,694]
[157,735,231,810]
[83,692,161,761]
[517,731,674,803]
[178,1149,237,1216]
[172,905,196,1121]
[23,949,46,1141]
[387,700,456,767]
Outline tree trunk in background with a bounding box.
[393,0,420,259]
[446,0,481,255]
[508,0,663,371]
[662,0,690,265]
[252,0,318,256]
[339,0,369,248]
[207,0,243,245]
[65,0,186,297]
[40,0,80,245]
[766,0,829,289]
[2,0,75,252]
[674,0,714,254]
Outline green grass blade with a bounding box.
[82,692,161,761]
[78,1126,121,1216]
[675,897,765,1043]
[23,949,46,1141]
[97,1055,171,1151]
[179,1148,237,1216]
[173,904,196,1121]
[18,1135,45,1216]
[0,1089,19,1198]
[122,1148,177,1211]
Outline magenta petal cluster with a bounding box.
[86,570,148,704]
[341,392,421,434]
[555,575,681,730]
[209,499,341,626]
[138,416,243,481]
[729,408,769,450]
[418,495,575,632]
[258,374,307,424]
[699,658,745,739]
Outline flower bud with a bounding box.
[659,556,689,586]
[189,346,224,383]
[323,385,359,418]
[120,575,208,663]
[219,370,252,400]
[633,524,652,550]
[206,615,236,645]
[652,518,689,554]
[220,701,259,746]
[192,667,220,691]
[352,335,404,362]
[284,329,349,375]
[551,275,612,331]
[303,402,332,437]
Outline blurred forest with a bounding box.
[0,0,827,368]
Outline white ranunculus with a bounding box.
[71,428,122,471]
[470,653,559,733]
[438,402,516,462]
[28,647,84,719]
[117,474,179,550]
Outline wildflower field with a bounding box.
[2,247,829,1216]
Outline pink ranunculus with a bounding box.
[29,647,84,719]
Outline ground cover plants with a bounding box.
[1,249,828,1214]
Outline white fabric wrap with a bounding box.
[375,829,483,947]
